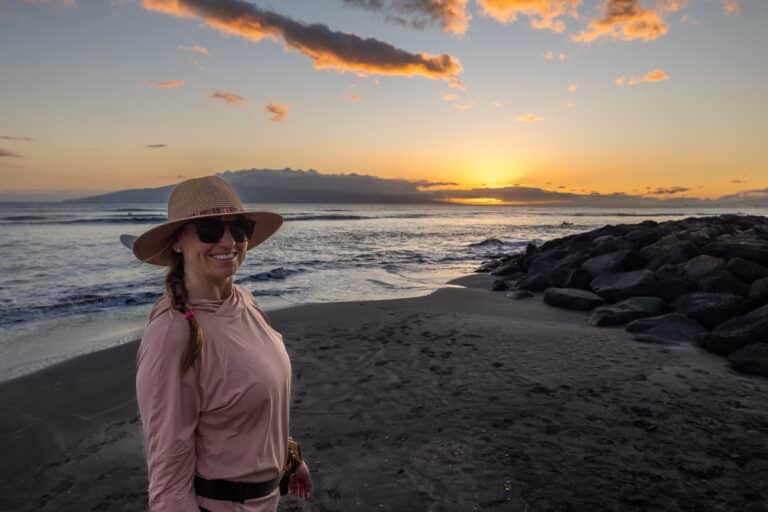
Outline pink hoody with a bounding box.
[136,285,291,512]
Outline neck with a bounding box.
[184,275,234,301]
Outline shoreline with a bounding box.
[1,273,767,511]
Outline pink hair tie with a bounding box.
[184,310,195,320]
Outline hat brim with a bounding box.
[132,211,284,266]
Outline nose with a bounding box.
[218,225,237,245]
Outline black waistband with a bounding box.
[194,474,281,503]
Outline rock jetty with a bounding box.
[478,215,768,376]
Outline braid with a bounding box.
[165,252,204,374]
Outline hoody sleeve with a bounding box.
[136,313,201,512]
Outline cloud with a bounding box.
[145,144,168,148]
[265,102,289,122]
[142,0,462,85]
[615,75,626,86]
[152,79,185,88]
[342,0,471,35]
[544,50,554,60]
[626,68,669,85]
[567,83,578,92]
[0,135,33,141]
[572,0,669,43]
[721,0,743,14]
[452,103,472,111]
[442,92,459,102]
[559,52,566,61]
[177,44,209,55]
[211,91,245,105]
[645,186,689,195]
[517,114,541,122]
[413,180,460,188]
[657,0,687,13]
[478,0,582,33]
[24,0,76,7]
[346,94,363,102]
[0,149,22,158]
[731,179,746,184]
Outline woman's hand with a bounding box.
[287,461,312,500]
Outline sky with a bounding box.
[0,0,766,203]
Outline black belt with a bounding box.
[194,474,283,504]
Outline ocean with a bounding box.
[1,202,766,382]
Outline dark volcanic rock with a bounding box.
[543,288,606,311]
[639,239,695,270]
[728,343,768,377]
[581,250,636,276]
[591,235,635,255]
[683,255,725,281]
[703,240,768,266]
[590,270,658,302]
[517,272,552,291]
[696,304,768,355]
[490,256,523,276]
[492,279,512,291]
[750,277,768,301]
[626,313,707,341]
[559,268,592,290]
[653,264,697,301]
[727,257,768,282]
[699,270,749,296]
[588,297,666,326]
[673,292,747,329]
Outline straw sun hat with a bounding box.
[130,175,283,266]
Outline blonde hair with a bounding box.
[165,252,204,373]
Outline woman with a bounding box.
[132,176,311,511]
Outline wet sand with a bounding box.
[1,274,766,511]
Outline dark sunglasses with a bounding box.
[189,217,255,244]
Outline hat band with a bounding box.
[187,206,244,218]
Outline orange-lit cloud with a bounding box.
[342,0,471,35]
[177,44,208,55]
[152,79,185,88]
[452,103,472,111]
[572,0,669,43]
[24,0,76,7]
[346,94,363,102]
[657,0,687,13]
[478,0,582,33]
[615,69,669,86]
[645,186,689,195]
[211,91,245,105]
[442,92,459,102]
[545,50,554,60]
[142,0,462,85]
[722,0,743,14]
[517,114,541,122]
[567,83,578,92]
[265,102,289,122]
[145,144,168,148]
[0,149,22,158]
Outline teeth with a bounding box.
[210,253,236,260]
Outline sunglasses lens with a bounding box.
[195,219,225,244]
[230,219,255,242]
[193,218,254,243]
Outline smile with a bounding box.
[209,252,237,261]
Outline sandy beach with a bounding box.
[1,274,766,512]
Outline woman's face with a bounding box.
[174,215,249,285]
